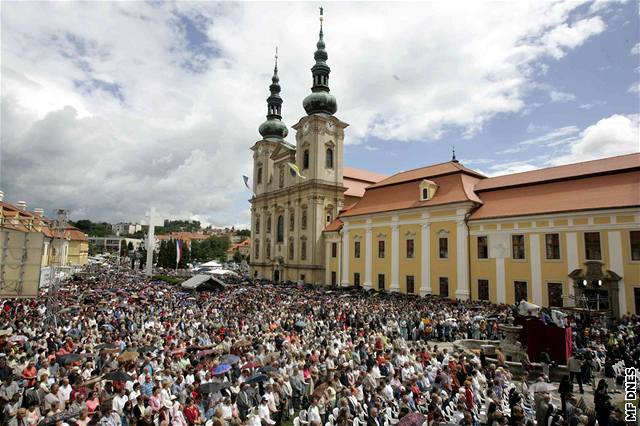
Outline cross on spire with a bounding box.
[452,146,459,163]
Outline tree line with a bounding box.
[155,235,231,269]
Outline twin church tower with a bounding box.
[250,9,348,283]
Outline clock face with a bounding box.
[325,121,335,131]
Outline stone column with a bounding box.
[530,234,542,305]
[341,226,350,286]
[390,217,400,292]
[608,231,626,317]
[420,221,431,296]
[325,241,331,285]
[455,215,470,300]
[364,224,372,290]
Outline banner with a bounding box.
[0,229,44,298]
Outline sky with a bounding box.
[1,1,638,228]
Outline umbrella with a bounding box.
[312,382,329,397]
[9,335,28,343]
[397,412,426,426]
[213,364,232,375]
[104,370,133,382]
[220,355,241,365]
[195,349,218,359]
[198,381,230,394]
[258,365,278,373]
[241,362,261,370]
[295,320,306,328]
[233,339,251,348]
[245,374,268,385]
[57,353,83,364]
[101,324,114,331]
[94,343,118,350]
[117,351,139,363]
[67,328,82,338]
[136,346,157,353]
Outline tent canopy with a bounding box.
[181,274,225,291]
[200,260,222,267]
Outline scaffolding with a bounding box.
[44,209,68,328]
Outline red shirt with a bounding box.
[184,405,200,425]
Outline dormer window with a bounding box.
[419,179,438,201]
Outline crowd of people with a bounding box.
[0,265,637,426]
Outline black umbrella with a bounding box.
[94,343,118,350]
[104,370,133,382]
[136,346,157,353]
[245,374,269,384]
[198,381,230,394]
[57,353,83,364]
[258,365,278,373]
[220,354,241,365]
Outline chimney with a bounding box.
[0,190,3,202]
[16,201,27,211]
[34,208,45,216]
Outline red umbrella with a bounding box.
[241,362,260,370]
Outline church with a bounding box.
[249,11,640,317]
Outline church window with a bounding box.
[288,239,294,260]
[422,188,428,200]
[325,148,333,169]
[266,241,271,259]
[276,215,284,242]
[257,166,263,184]
[278,166,284,188]
[301,239,307,260]
[301,209,307,230]
[289,212,294,231]
[254,240,260,258]
[255,216,260,234]
[303,150,310,170]
[266,216,271,234]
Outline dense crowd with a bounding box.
[0,265,637,426]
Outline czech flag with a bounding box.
[176,240,183,266]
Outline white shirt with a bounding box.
[308,406,322,424]
[59,384,72,402]
[258,404,275,425]
[112,394,129,415]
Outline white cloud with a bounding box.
[549,114,640,165]
[0,2,611,224]
[631,43,640,55]
[550,90,576,102]
[628,82,640,93]
[364,146,380,151]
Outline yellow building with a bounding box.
[324,153,640,317]
[249,11,639,317]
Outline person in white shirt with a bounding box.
[258,398,275,425]
[58,378,72,405]
[112,388,129,416]
[307,397,322,425]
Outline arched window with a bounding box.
[266,240,271,259]
[325,148,333,169]
[422,188,429,200]
[278,166,284,188]
[301,239,307,261]
[254,240,260,258]
[289,212,294,231]
[266,216,271,233]
[303,150,310,170]
[301,209,307,230]
[288,239,294,260]
[257,166,263,184]
[255,215,260,234]
[276,215,284,242]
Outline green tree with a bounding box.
[232,250,243,263]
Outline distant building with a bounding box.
[156,231,209,246]
[88,236,142,254]
[227,238,251,261]
[112,222,142,236]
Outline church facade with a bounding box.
[249,12,640,317]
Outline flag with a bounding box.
[242,175,256,197]
[287,162,306,179]
[176,240,182,267]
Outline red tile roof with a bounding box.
[341,171,483,217]
[343,166,388,198]
[470,169,640,220]
[323,218,343,232]
[369,161,485,189]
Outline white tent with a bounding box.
[181,274,225,291]
[200,260,222,268]
[206,268,239,277]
